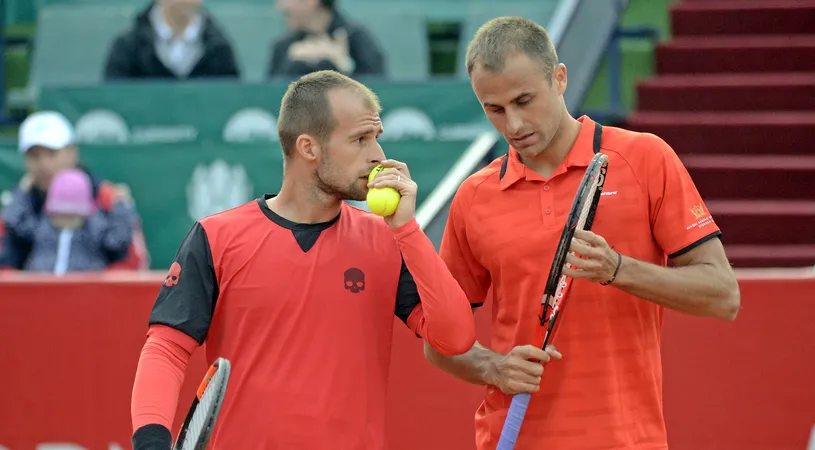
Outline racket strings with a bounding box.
[182,366,229,448]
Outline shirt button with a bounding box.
[543,185,550,191]
[545,209,552,215]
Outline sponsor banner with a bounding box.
[38,81,493,145]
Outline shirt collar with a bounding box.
[150,6,203,43]
[499,115,598,191]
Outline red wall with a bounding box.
[0,271,812,450]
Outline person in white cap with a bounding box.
[16,111,79,191]
[0,111,150,271]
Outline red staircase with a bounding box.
[626,0,815,268]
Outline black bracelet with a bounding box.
[601,251,622,286]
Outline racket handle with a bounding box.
[496,392,532,450]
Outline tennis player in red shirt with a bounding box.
[425,17,741,450]
[130,70,477,449]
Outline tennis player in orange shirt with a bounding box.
[425,17,741,450]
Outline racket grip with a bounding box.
[496,392,532,450]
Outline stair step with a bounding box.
[671,1,815,36]
[637,73,815,111]
[625,112,815,155]
[709,200,815,245]
[656,35,815,74]
[681,155,815,200]
[726,244,815,268]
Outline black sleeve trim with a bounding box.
[132,424,172,450]
[394,258,421,325]
[668,231,722,259]
[148,221,219,345]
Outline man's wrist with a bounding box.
[390,218,420,237]
[601,250,623,286]
[132,424,172,450]
[473,345,501,386]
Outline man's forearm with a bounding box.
[613,256,739,321]
[424,341,498,385]
[394,220,477,355]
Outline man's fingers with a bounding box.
[545,344,563,360]
[569,239,605,260]
[512,344,554,363]
[507,366,542,384]
[510,359,544,377]
[504,380,540,395]
[565,252,601,270]
[574,229,610,249]
[380,159,411,178]
[369,168,406,184]
[574,229,598,245]
[562,266,591,279]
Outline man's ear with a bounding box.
[295,134,321,162]
[553,63,568,96]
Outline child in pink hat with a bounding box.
[23,169,133,274]
[45,168,97,228]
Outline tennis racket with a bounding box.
[173,357,231,450]
[496,151,608,450]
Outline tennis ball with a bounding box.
[366,165,401,217]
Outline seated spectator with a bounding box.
[20,169,134,275]
[269,0,385,79]
[104,0,240,80]
[0,111,150,271]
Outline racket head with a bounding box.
[173,357,231,450]
[540,152,608,324]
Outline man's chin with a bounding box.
[346,192,367,202]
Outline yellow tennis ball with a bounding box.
[368,164,386,183]
[367,165,401,216]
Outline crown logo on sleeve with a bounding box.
[690,204,707,219]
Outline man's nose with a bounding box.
[506,109,524,136]
[369,141,386,162]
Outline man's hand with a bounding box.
[288,30,352,72]
[562,229,621,284]
[367,159,418,230]
[18,174,33,191]
[487,344,562,395]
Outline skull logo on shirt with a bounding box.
[165,262,182,287]
[344,268,365,294]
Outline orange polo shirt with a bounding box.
[440,116,721,450]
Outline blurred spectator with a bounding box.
[0,111,150,271]
[269,0,384,79]
[20,169,134,275]
[104,0,240,80]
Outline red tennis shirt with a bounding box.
[440,116,721,450]
[138,195,476,449]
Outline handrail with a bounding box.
[415,130,499,229]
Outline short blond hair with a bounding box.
[465,16,559,78]
[277,70,381,158]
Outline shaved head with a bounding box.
[278,70,381,159]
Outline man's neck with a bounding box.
[304,8,335,35]
[267,172,343,224]
[161,7,194,37]
[521,114,581,178]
